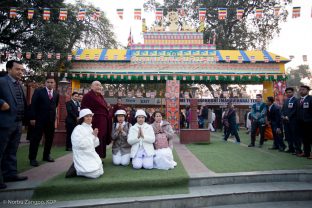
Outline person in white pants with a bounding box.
[111,110,131,166]
[127,109,155,169]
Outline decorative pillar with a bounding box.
[165,80,180,132]
[189,99,199,129]
[54,79,71,146]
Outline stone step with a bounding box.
[201,201,312,208]
[2,181,309,208]
[189,170,312,187]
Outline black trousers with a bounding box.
[65,123,76,149]
[271,124,286,149]
[297,120,312,156]
[0,122,22,183]
[250,121,266,145]
[224,125,241,142]
[29,121,55,160]
[283,120,301,153]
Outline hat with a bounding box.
[135,109,147,118]
[79,108,94,119]
[115,109,126,116]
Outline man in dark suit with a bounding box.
[296,85,312,159]
[65,92,79,151]
[281,87,300,154]
[29,76,59,166]
[223,102,241,143]
[266,96,286,151]
[0,60,28,189]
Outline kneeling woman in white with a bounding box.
[111,110,131,166]
[127,109,155,169]
[71,109,104,178]
[151,111,177,170]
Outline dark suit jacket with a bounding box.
[0,75,27,128]
[267,104,282,129]
[30,87,59,124]
[281,97,297,121]
[65,100,79,125]
[297,95,312,123]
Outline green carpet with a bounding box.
[32,150,189,201]
[17,144,69,173]
[186,130,312,173]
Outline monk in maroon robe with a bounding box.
[81,81,112,158]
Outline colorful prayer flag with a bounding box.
[225,56,230,63]
[218,8,227,20]
[303,55,308,62]
[85,54,90,60]
[47,53,53,59]
[289,55,294,59]
[236,8,244,20]
[59,8,68,21]
[292,7,300,18]
[275,55,280,62]
[93,9,101,20]
[117,9,123,20]
[255,8,263,19]
[27,8,34,20]
[43,8,51,20]
[199,8,206,22]
[9,7,17,19]
[75,55,80,60]
[134,9,141,20]
[156,8,163,21]
[78,8,86,21]
[274,7,280,17]
[250,56,256,63]
[238,56,243,63]
[94,54,99,60]
[264,56,269,63]
[178,8,185,17]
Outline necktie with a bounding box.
[48,90,53,100]
[300,97,304,105]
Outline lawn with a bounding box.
[186,130,312,173]
[32,150,189,201]
[17,144,69,173]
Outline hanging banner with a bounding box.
[28,8,34,19]
[117,9,123,19]
[134,9,141,20]
[292,7,300,18]
[218,8,227,20]
[59,8,68,20]
[156,8,163,21]
[274,7,280,17]
[78,8,86,20]
[236,8,244,20]
[255,8,263,19]
[43,8,51,20]
[225,56,230,62]
[199,8,206,22]
[9,7,17,19]
[93,9,100,20]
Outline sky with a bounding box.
[64,0,312,69]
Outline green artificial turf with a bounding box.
[186,130,312,173]
[17,144,69,173]
[32,150,189,201]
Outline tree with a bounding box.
[144,0,291,50]
[0,0,117,73]
[287,65,312,88]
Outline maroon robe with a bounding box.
[81,90,112,158]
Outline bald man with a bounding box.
[81,81,112,158]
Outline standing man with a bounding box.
[223,102,241,143]
[65,92,79,151]
[0,60,28,189]
[281,87,300,154]
[249,94,267,148]
[266,96,286,151]
[296,85,312,159]
[29,76,59,167]
[81,81,112,158]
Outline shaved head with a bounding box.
[91,81,103,94]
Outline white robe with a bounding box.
[71,123,104,178]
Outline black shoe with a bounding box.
[279,147,286,152]
[0,183,7,189]
[30,160,39,167]
[258,144,263,148]
[268,147,279,150]
[248,144,255,147]
[3,175,28,182]
[284,149,294,153]
[43,157,55,162]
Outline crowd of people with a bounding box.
[0,60,177,189]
